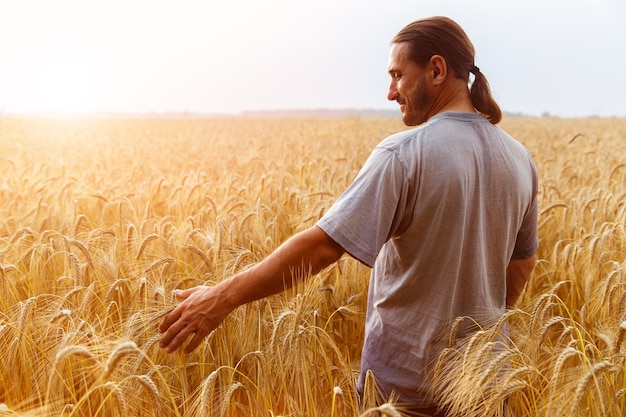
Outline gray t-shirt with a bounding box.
[316,111,538,406]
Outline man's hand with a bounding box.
[158,285,234,354]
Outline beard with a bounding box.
[401,74,435,126]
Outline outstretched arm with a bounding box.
[158,225,345,353]
[505,254,536,308]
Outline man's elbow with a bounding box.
[315,227,346,267]
[296,226,345,273]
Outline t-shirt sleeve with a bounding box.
[316,146,409,268]
[511,158,539,259]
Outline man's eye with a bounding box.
[393,73,401,80]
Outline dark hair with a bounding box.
[392,16,502,124]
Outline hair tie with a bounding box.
[470,65,480,75]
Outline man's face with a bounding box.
[387,42,434,126]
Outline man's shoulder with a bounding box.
[377,113,472,149]
[378,125,424,150]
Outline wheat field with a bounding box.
[0,116,625,416]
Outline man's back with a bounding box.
[317,111,538,405]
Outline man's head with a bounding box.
[388,16,501,125]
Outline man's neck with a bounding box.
[435,80,475,115]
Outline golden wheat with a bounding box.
[1,116,625,416]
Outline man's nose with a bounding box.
[387,82,398,101]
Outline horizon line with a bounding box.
[0,108,619,119]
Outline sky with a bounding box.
[0,0,624,118]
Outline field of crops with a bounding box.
[1,116,625,416]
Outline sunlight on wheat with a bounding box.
[0,116,625,416]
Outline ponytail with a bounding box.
[469,66,502,124]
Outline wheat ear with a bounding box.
[103,341,139,378]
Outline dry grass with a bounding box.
[0,116,625,416]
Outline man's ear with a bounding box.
[429,55,447,85]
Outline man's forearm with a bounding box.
[506,254,536,308]
[158,225,346,353]
[222,225,345,310]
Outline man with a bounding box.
[159,16,538,415]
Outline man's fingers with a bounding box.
[184,331,208,354]
[158,285,221,353]
[160,321,195,353]
[176,285,208,300]
[158,306,181,334]
[174,287,194,300]
[160,321,212,354]
[158,308,188,350]
[158,286,204,333]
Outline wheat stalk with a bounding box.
[184,244,212,270]
[359,403,404,417]
[219,381,244,417]
[136,234,162,260]
[142,257,174,275]
[198,368,222,416]
[54,344,98,365]
[613,321,626,354]
[103,341,140,378]
[569,360,617,414]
